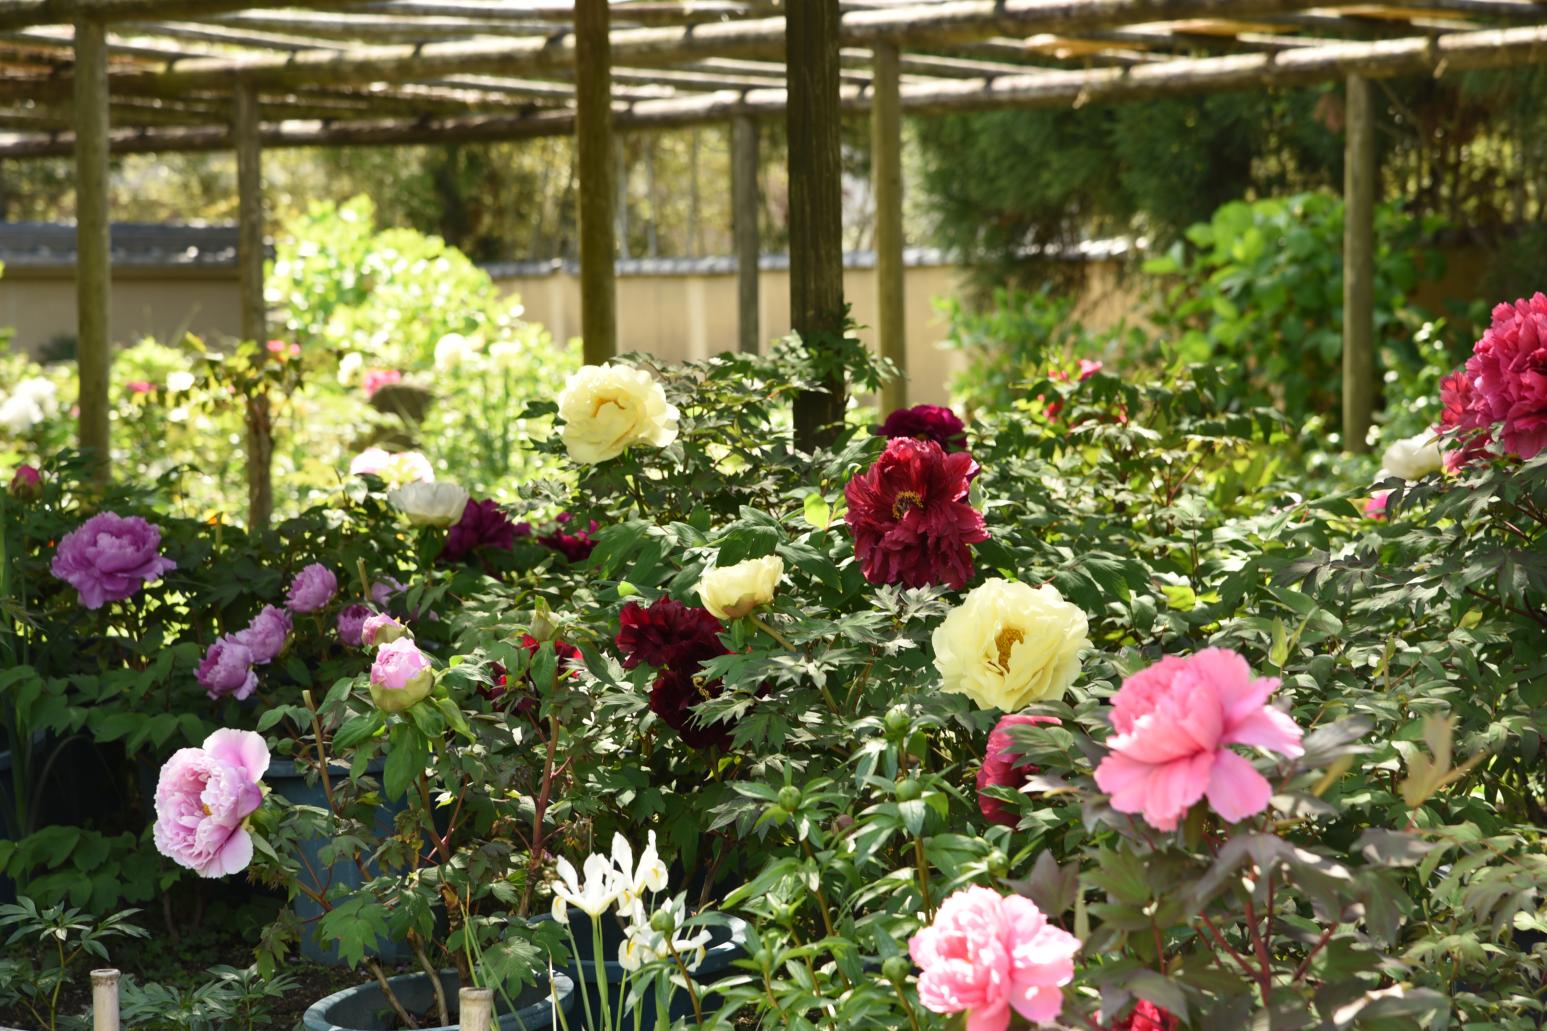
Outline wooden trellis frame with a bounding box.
[4,0,1545,508]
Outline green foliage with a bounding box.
[0,899,146,1031]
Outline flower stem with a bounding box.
[664,937,705,1025]
[913,836,934,921]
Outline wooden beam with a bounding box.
[732,112,759,354]
[73,16,109,483]
[575,0,614,365]
[871,40,906,413]
[236,81,273,528]
[787,0,846,451]
[0,0,360,32]
[1342,72,1375,453]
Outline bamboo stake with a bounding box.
[458,986,494,1031]
[90,969,119,1031]
[235,80,273,528]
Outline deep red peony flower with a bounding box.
[1466,292,1547,460]
[977,714,1062,827]
[482,634,583,715]
[843,437,988,590]
[877,404,968,453]
[615,598,725,670]
[538,515,598,563]
[443,498,523,564]
[648,663,734,750]
[1109,1000,1180,1031]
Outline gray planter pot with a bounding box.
[303,968,576,1031]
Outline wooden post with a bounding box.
[1342,73,1375,453]
[235,81,273,528]
[91,968,120,1031]
[732,114,760,355]
[458,987,494,1031]
[786,0,847,451]
[575,0,616,365]
[73,17,111,483]
[871,41,906,414]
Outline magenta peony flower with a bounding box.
[152,729,268,878]
[977,714,1062,827]
[337,604,371,648]
[50,512,177,610]
[442,498,521,564]
[234,605,291,665]
[1093,648,1304,832]
[538,516,598,563]
[878,404,968,453]
[843,437,988,590]
[361,368,403,398]
[1363,491,1390,520]
[1438,369,1491,470]
[361,612,408,647]
[369,637,434,712]
[285,563,337,614]
[197,637,258,701]
[9,464,41,500]
[615,597,725,671]
[1467,293,1547,460]
[1077,358,1104,380]
[909,884,1080,1029]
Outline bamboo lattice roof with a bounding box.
[3,0,1547,156]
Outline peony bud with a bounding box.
[361,612,408,648]
[369,638,434,712]
[8,465,41,501]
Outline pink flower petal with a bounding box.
[1222,706,1304,758]
[1205,750,1272,823]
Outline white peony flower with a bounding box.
[350,448,435,487]
[1380,430,1443,481]
[932,578,1090,711]
[434,332,483,370]
[697,555,783,620]
[165,370,196,393]
[388,481,470,527]
[555,363,679,465]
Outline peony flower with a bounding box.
[285,563,337,614]
[370,578,405,608]
[361,612,408,647]
[388,481,471,528]
[349,447,434,487]
[196,637,258,701]
[556,363,679,465]
[909,885,1080,1030]
[616,598,725,671]
[369,637,434,712]
[434,332,482,370]
[337,604,372,648]
[649,664,734,750]
[1107,1000,1180,1031]
[482,634,583,709]
[361,368,403,398]
[165,371,196,393]
[50,512,177,610]
[0,377,59,434]
[697,555,783,620]
[1363,491,1390,520]
[152,729,268,878]
[1381,431,1443,481]
[1093,648,1304,832]
[1438,369,1490,471]
[126,380,154,395]
[933,579,1090,711]
[977,714,1062,827]
[844,437,988,590]
[234,605,291,665]
[442,498,521,563]
[1466,292,1547,460]
[1077,358,1103,380]
[878,404,968,453]
[9,464,41,501]
[538,517,598,563]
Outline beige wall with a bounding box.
[0,267,242,355]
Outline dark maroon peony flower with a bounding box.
[648,662,734,750]
[539,515,598,563]
[615,598,725,670]
[1108,1000,1180,1031]
[443,498,522,564]
[977,714,1062,827]
[843,437,988,590]
[877,404,967,453]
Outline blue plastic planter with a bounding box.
[303,968,576,1031]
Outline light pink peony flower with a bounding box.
[234,604,291,665]
[1468,292,1547,460]
[369,637,433,712]
[361,368,403,398]
[361,612,407,647]
[1093,648,1304,832]
[285,563,337,614]
[152,729,268,878]
[197,637,257,701]
[909,885,1080,1030]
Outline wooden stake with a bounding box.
[73,16,111,484]
[575,0,615,365]
[1342,73,1375,453]
[91,968,120,1031]
[871,41,906,414]
[732,113,760,354]
[786,0,846,451]
[458,986,494,1031]
[235,80,273,528]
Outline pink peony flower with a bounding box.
[1093,648,1304,832]
[362,612,408,647]
[337,603,372,648]
[370,577,405,608]
[9,464,41,500]
[1107,1000,1180,1031]
[285,563,337,614]
[1438,369,1491,471]
[1363,491,1390,520]
[909,884,1080,1030]
[1077,358,1104,381]
[1467,293,1547,460]
[234,604,291,665]
[152,729,268,878]
[50,512,177,610]
[362,368,403,398]
[977,714,1062,827]
[369,637,434,711]
[126,380,154,395]
[197,637,258,701]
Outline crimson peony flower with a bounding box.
[1109,1000,1180,1031]
[977,714,1062,827]
[615,598,725,670]
[483,634,583,717]
[442,498,523,564]
[539,515,598,563]
[878,404,968,453]
[1466,293,1547,460]
[843,437,988,590]
[1439,369,1492,471]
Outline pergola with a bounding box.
[4,0,1546,525]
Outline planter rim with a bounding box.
[303,967,575,1031]
[268,755,387,778]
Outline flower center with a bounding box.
[891,490,924,521]
[993,627,1024,671]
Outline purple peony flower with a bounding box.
[197,637,258,701]
[50,512,177,610]
[370,577,406,608]
[286,563,337,614]
[337,604,372,648]
[362,612,408,647]
[877,404,968,453]
[442,498,521,564]
[234,605,291,665]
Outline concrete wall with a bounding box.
[0,266,242,356]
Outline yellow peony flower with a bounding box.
[698,555,784,620]
[931,578,1090,710]
[556,364,679,465]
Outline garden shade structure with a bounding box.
[4,0,1547,513]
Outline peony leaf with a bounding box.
[802,492,831,531]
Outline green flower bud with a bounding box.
[777,786,802,812]
[894,778,921,803]
[880,956,911,983]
